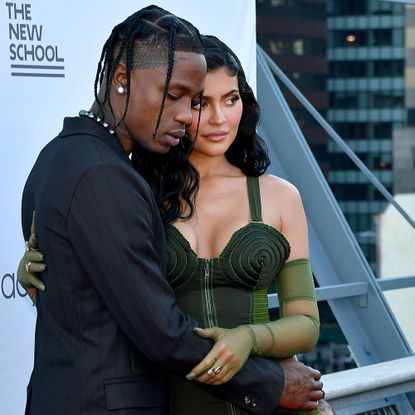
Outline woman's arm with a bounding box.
[245,258,320,357]
[245,176,319,357]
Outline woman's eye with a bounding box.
[191,100,206,109]
[227,95,241,105]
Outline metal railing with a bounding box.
[268,275,415,308]
[257,45,415,230]
[321,356,415,415]
[257,44,415,414]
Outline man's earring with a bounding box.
[117,86,125,94]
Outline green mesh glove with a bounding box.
[17,212,46,305]
[187,326,253,385]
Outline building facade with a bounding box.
[256,0,329,174]
[327,0,406,272]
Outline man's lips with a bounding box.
[168,129,186,139]
[161,129,185,147]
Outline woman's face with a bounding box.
[187,67,243,158]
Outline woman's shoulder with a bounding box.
[258,175,305,230]
[259,174,301,202]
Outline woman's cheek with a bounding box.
[187,111,206,138]
[228,104,243,130]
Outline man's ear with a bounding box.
[112,62,127,93]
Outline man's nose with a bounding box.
[175,104,193,127]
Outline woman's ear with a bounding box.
[113,62,127,94]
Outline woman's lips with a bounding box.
[202,131,228,142]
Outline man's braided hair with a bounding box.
[94,4,203,133]
[94,5,204,225]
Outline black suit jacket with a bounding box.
[21,117,285,414]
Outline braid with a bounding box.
[92,5,204,224]
[93,28,118,117]
[107,14,144,124]
[153,24,177,139]
[93,9,148,120]
[117,35,134,127]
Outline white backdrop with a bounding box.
[0,1,256,413]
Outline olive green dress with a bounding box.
[166,176,291,415]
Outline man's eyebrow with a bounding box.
[169,82,203,95]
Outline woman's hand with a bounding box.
[186,326,253,385]
[17,212,46,305]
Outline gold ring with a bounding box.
[25,262,32,273]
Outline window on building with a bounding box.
[361,243,377,264]
[328,0,367,16]
[293,39,304,55]
[373,60,404,77]
[257,0,326,20]
[372,29,392,46]
[329,61,367,78]
[330,184,369,201]
[373,92,404,109]
[269,39,284,54]
[331,30,367,48]
[374,187,393,200]
[369,0,403,15]
[333,122,369,139]
[330,153,367,170]
[284,72,326,90]
[373,122,392,139]
[372,154,392,170]
[330,92,358,108]
[408,109,415,126]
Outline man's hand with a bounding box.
[279,358,323,411]
[17,212,46,305]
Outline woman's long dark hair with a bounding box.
[132,136,199,226]
[201,35,270,177]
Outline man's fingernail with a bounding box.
[186,373,196,380]
[40,285,46,291]
[193,327,202,332]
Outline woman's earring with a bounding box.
[117,86,125,94]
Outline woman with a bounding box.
[18,35,322,414]
[162,35,321,414]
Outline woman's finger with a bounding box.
[28,273,46,291]
[27,262,46,273]
[209,366,235,385]
[25,250,44,262]
[186,352,218,380]
[197,362,225,384]
[193,327,223,340]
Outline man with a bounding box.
[19,6,323,414]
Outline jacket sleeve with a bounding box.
[66,162,285,415]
